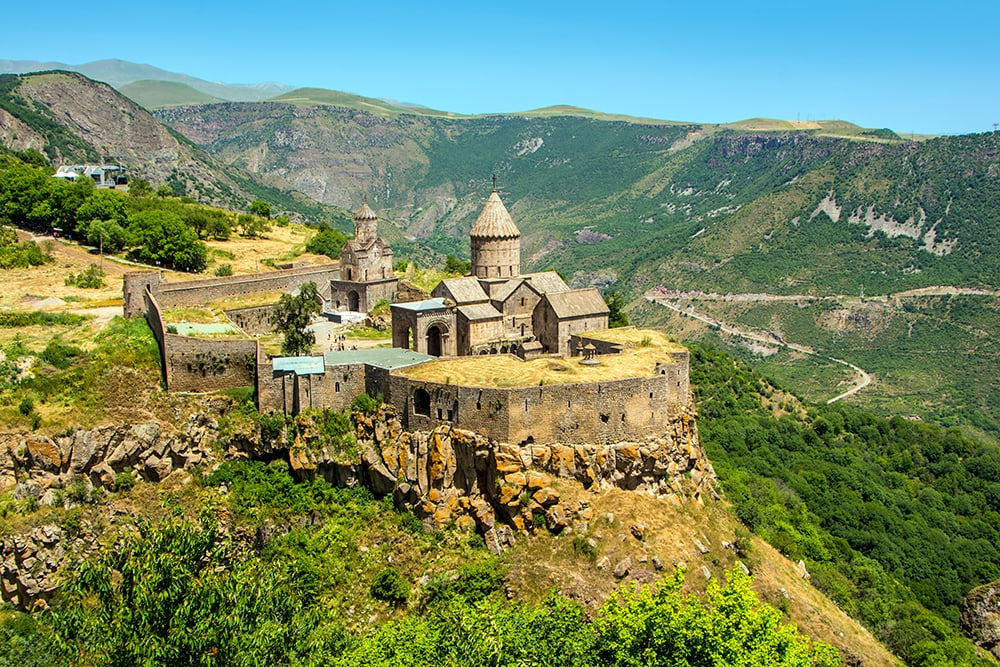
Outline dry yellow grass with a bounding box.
[201,224,322,276]
[398,328,686,387]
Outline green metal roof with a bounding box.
[324,348,433,370]
[273,356,326,375]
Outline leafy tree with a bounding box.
[444,255,471,275]
[125,209,207,272]
[592,567,839,667]
[75,190,127,239]
[48,513,319,666]
[605,290,629,328]
[237,213,271,238]
[306,228,348,258]
[85,219,126,254]
[271,281,320,355]
[249,199,272,218]
[127,178,154,197]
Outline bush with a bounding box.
[370,567,409,607]
[351,392,382,415]
[17,396,33,416]
[64,263,105,288]
[112,471,136,493]
[214,263,233,277]
[41,339,85,369]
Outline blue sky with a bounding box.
[4,0,997,135]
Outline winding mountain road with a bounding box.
[646,293,873,404]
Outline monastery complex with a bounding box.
[123,188,692,447]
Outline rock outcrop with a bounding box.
[963,579,1000,659]
[293,403,715,552]
[1,414,218,497]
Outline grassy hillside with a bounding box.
[120,79,223,108]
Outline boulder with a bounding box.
[531,486,560,507]
[545,505,568,533]
[962,579,1000,659]
[613,557,632,579]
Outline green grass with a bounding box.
[119,80,223,109]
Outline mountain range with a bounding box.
[1,64,999,438]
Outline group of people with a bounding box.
[327,331,357,352]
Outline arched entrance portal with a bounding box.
[348,290,360,312]
[426,325,443,357]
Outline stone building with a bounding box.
[328,203,398,313]
[391,188,609,357]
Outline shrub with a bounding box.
[214,263,233,277]
[41,339,84,369]
[63,264,105,289]
[17,397,33,416]
[112,472,136,493]
[351,392,382,415]
[370,567,409,607]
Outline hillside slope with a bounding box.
[0,72,356,228]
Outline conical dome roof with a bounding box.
[470,190,520,239]
[354,202,378,221]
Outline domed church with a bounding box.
[391,186,609,358]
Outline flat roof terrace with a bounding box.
[396,328,686,388]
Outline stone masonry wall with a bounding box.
[150,264,340,309]
[123,265,339,320]
[225,305,276,335]
[165,335,258,393]
[386,356,689,446]
[257,362,367,415]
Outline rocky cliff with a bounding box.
[1,399,712,606]
[291,402,715,553]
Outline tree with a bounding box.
[85,219,126,254]
[592,567,840,667]
[127,178,154,197]
[271,282,321,356]
[444,255,471,275]
[249,200,272,219]
[76,190,127,240]
[605,290,629,328]
[125,209,207,272]
[306,228,348,258]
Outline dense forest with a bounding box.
[690,343,1000,665]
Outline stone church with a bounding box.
[329,202,398,313]
[391,188,609,357]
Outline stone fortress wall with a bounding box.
[386,343,689,447]
[125,264,340,393]
[123,264,340,316]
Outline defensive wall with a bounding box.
[386,363,688,446]
[256,330,692,447]
[225,305,276,335]
[123,263,340,317]
[258,361,368,416]
[125,264,339,393]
